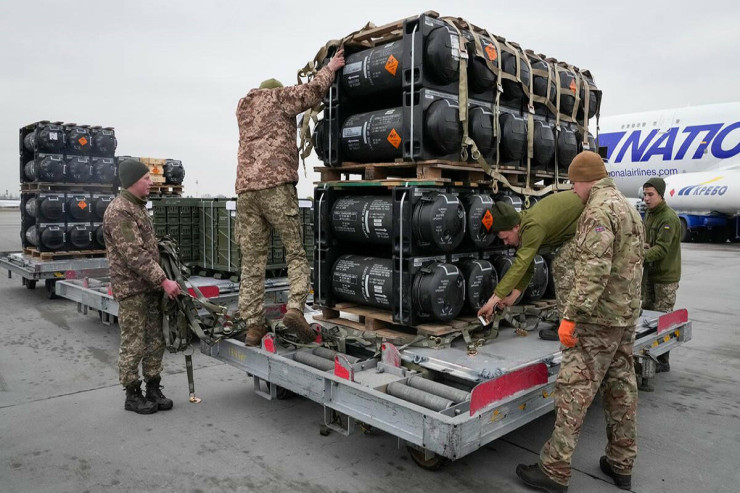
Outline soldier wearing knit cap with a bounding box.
[103,158,181,415]
[641,176,681,378]
[478,193,584,333]
[517,150,645,492]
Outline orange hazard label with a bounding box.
[150,166,162,174]
[385,55,399,76]
[387,128,401,148]
[482,209,493,231]
[78,137,88,146]
[78,200,87,210]
[569,80,577,93]
[485,44,498,61]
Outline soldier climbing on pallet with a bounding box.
[477,191,585,340]
[234,47,345,346]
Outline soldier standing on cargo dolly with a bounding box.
[516,151,644,492]
[103,158,181,414]
[235,48,345,346]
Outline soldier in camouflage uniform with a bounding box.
[234,49,345,346]
[477,193,584,340]
[516,151,644,492]
[641,177,681,373]
[103,159,181,414]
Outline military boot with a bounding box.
[515,463,568,493]
[145,376,174,411]
[124,380,158,415]
[245,325,268,346]
[600,456,632,490]
[539,327,559,341]
[282,309,315,343]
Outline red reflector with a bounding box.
[657,308,688,334]
[470,362,549,416]
[187,286,219,298]
[334,354,354,381]
[262,333,276,353]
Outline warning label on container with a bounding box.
[385,55,398,76]
[78,137,88,146]
[485,44,497,61]
[569,80,577,93]
[482,210,493,231]
[387,128,401,148]
[78,200,87,210]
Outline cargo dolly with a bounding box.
[201,307,691,469]
[0,250,109,299]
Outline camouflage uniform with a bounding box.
[551,238,576,316]
[234,66,334,327]
[103,189,167,388]
[540,178,644,486]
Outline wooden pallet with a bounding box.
[314,302,479,339]
[20,182,116,193]
[23,248,106,260]
[317,159,507,184]
[149,184,183,196]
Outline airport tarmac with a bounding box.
[1,208,739,493]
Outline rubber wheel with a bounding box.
[679,218,691,243]
[45,279,57,299]
[24,279,37,289]
[265,382,293,400]
[406,445,448,471]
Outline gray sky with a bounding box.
[2,0,738,198]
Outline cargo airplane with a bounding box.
[598,102,740,241]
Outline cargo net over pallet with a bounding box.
[301,11,603,199]
[313,182,556,342]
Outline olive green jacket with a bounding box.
[494,191,584,298]
[644,200,682,283]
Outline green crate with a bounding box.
[154,224,167,238]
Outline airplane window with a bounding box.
[642,122,646,127]
[676,119,680,124]
[653,121,657,125]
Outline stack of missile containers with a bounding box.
[19,121,118,255]
[312,13,601,329]
[118,155,186,196]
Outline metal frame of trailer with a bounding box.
[0,251,109,298]
[200,308,692,468]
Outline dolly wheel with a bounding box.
[406,445,448,471]
[24,279,37,289]
[45,279,57,299]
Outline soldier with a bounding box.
[642,177,681,373]
[103,159,181,414]
[235,48,345,346]
[477,192,584,341]
[516,151,644,492]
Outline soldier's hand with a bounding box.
[161,279,181,300]
[477,294,502,322]
[643,242,650,249]
[328,48,345,72]
[558,319,578,348]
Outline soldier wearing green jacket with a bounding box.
[642,177,681,373]
[477,191,585,340]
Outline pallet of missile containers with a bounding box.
[118,155,185,188]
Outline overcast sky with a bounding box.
[2,0,738,198]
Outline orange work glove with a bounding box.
[558,320,578,348]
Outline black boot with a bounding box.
[146,376,174,411]
[600,456,632,490]
[656,352,670,373]
[125,380,158,415]
[539,327,559,341]
[516,463,568,492]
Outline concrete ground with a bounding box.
[1,208,738,492]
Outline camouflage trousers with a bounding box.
[642,277,678,312]
[236,183,310,327]
[540,322,638,485]
[118,291,165,388]
[551,238,576,318]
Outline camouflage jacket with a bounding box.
[563,178,645,327]
[644,200,682,283]
[103,190,166,301]
[235,66,335,193]
[495,191,584,298]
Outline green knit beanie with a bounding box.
[490,201,521,232]
[643,177,666,197]
[259,78,284,89]
[118,158,150,189]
